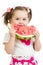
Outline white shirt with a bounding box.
[3,32,35,59]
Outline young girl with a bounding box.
[3,6,41,65]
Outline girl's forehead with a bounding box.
[13,10,28,17]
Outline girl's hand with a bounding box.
[33,30,40,40]
[8,23,16,38]
[33,30,41,51]
[9,28,16,38]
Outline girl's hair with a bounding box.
[2,6,32,25]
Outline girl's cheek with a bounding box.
[13,20,18,24]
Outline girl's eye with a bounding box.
[16,18,19,20]
[23,18,26,20]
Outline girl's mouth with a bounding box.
[18,24,25,26]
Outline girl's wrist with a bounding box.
[10,36,15,40]
[35,36,39,40]
[35,37,39,43]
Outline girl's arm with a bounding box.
[4,37,15,54]
[33,30,41,51]
[4,29,16,54]
[33,38,41,51]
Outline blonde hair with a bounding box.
[2,6,32,25]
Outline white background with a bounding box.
[0,0,43,65]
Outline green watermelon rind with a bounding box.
[15,33,35,40]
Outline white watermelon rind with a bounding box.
[16,33,35,40]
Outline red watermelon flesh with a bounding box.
[11,24,36,36]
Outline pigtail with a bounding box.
[28,8,32,21]
[2,12,10,25]
[2,8,14,25]
[23,7,32,21]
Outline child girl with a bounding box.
[3,6,41,65]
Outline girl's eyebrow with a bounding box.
[16,17,19,19]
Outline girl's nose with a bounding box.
[19,21,23,24]
[19,22,22,24]
[18,20,24,25]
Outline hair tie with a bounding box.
[7,7,11,12]
[26,7,30,13]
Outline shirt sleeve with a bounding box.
[3,33,10,43]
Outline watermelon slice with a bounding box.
[8,23,36,40]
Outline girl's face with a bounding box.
[10,10,29,25]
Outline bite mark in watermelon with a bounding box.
[8,23,36,40]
